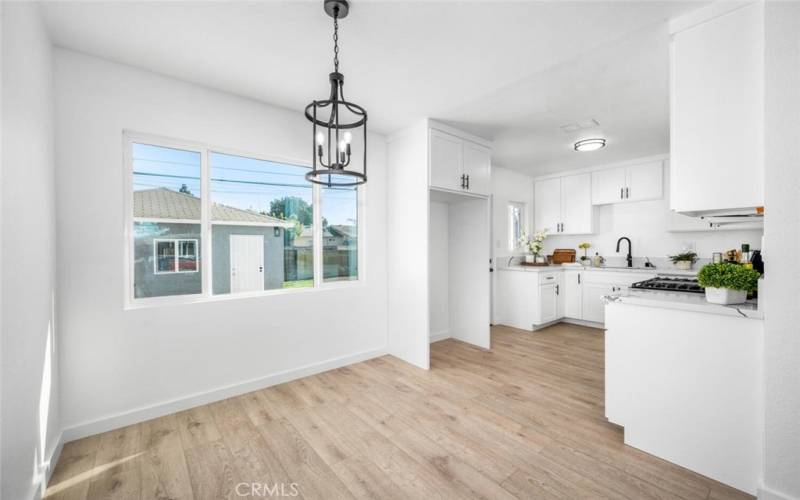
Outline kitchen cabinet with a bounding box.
[670,2,763,214]
[429,128,491,196]
[462,140,491,196]
[563,270,582,319]
[534,177,561,233]
[582,283,615,323]
[538,283,558,325]
[429,129,462,191]
[581,271,656,324]
[591,161,663,205]
[534,173,593,235]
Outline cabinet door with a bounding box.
[534,177,561,233]
[538,283,558,325]
[429,129,463,191]
[462,141,491,195]
[625,161,663,202]
[560,173,593,234]
[564,271,583,319]
[591,167,627,205]
[582,283,615,323]
[671,3,763,212]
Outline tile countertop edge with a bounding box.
[604,291,763,320]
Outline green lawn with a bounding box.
[282,279,313,289]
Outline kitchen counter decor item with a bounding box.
[518,229,548,263]
[552,249,577,264]
[578,242,591,263]
[668,251,698,270]
[697,262,761,305]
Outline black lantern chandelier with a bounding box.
[305,0,368,187]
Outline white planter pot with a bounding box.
[705,287,747,305]
[675,261,693,270]
[524,255,534,263]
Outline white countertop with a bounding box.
[497,264,696,277]
[606,289,762,319]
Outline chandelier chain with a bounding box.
[333,9,340,73]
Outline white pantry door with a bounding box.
[230,235,264,293]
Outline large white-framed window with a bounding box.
[507,201,526,252]
[124,132,365,307]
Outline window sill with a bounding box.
[125,279,365,310]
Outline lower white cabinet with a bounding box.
[582,283,616,323]
[563,270,582,319]
[496,269,655,329]
[538,283,558,325]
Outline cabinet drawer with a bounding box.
[538,272,560,285]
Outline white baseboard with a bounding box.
[560,318,604,329]
[32,432,64,500]
[61,347,386,443]
[759,484,800,500]
[430,330,450,343]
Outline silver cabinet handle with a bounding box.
[556,284,560,295]
[620,187,623,199]
[578,274,581,284]
[625,187,629,198]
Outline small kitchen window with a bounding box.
[153,239,199,274]
[508,202,526,252]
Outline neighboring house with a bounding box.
[133,188,294,298]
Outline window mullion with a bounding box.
[313,183,322,287]
[201,149,212,296]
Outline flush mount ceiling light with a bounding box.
[305,0,368,187]
[574,138,606,152]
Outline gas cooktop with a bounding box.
[630,276,704,294]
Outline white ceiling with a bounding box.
[41,0,705,177]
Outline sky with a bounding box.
[132,143,357,226]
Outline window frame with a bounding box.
[152,238,199,275]
[507,201,526,252]
[124,131,366,309]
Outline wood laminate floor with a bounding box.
[45,324,753,500]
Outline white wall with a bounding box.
[54,50,388,438]
[429,201,449,341]
[386,121,429,369]
[491,166,534,260]
[762,3,800,499]
[1,3,61,499]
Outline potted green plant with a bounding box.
[697,263,761,305]
[668,251,698,270]
[578,242,591,264]
[518,229,548,263]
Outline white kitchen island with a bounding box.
[605,292,763,494]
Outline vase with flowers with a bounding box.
[578,242,591,265]
[519,229,548,263]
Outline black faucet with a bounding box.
[616,237,633,268]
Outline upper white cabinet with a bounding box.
[429,128,491,196]
[534,173,593,235]
[534,177,561,234]
[591,161,663,205]
[429,130,463,191]
[670,2,764,214]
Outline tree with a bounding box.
[178,183,193,196]
[268,196,312,226]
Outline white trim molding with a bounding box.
[758,485,800,500]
